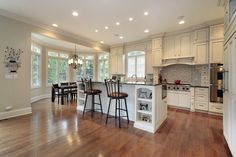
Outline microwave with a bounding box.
[229,0,236,20]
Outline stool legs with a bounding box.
[124,98,129,123]
[98,94,103,114]
[106,98,112,124]
[118,99,121,128]
[83,94,88,117]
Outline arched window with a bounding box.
[127,51,145,78]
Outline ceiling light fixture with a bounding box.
[144,11,149,15]
[179,20,185,24]
[52,24,58,27]
[95,29,98,33]
[129,17,133,21]
[72,11,79,16]
[119,36,124,39]
[144,29,149,33]
[116,22,120,26]
[100,41,104,44]
[104,26,109,29]
[68,45,83,69]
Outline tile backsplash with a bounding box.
[159,64,209,85]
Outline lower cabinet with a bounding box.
[194,87,209,111]
[167,91,191,109]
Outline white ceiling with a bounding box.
[0,0,224,45]
[31,33,100,53]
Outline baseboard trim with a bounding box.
[0,107,32,120]
[31,94,50,103]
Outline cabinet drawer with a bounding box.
[195,94,208,102]
[209,103,223,114]
[195,88,208,94]
[195,101,208,111]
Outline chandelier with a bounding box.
[68,45,83,69]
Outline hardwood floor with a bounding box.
[0,99,232,157]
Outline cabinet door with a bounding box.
[146,51,153,74]
[152,49,162,67]
[109,52,117,75]
[179,34,191,57]
[194,28,209,43]
[194,43,208,64]
[152,38,162,50]
[116,51,125,74]
[210,39,224,63]
[167,91,178,106]
[210,24,224,40]
[164,37,175,58]
[178,92,191,108]
[231,95,236,157]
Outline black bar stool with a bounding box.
[82,79,103,117]
[104,79,129,128]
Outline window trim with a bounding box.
[46,49,70,86]
[98,54,109,81]
[31,43,42,89]
[126,51,146,80]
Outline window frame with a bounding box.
[126,51,146,80]
[31,43,42,89]
[46,49,70,86]
[75,54,96,81]
[98,54,109,81]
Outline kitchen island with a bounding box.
[77,81,167,133]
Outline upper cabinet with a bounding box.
[109,46,125,75]
[209,24,224,63]
[152,38,162,50]
[163,33,192,59]
[193,28,209,64]
[152,38,163,67]
[194,28,209,43]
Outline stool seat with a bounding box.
[85,89,102,94]
[109,92,128,99]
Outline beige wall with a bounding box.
[0,15,31,115]
[0,15,109,119]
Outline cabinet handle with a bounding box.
[215,107,222,110]
[199,105,203,106]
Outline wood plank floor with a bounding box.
[0,99,232,157]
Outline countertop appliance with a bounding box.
[167,84,190,92]
[210,63,223,103]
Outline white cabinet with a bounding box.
[194,87,209,111]
[146,51,153,74]
[152,38,162,50]
[152,49,162,67]
[209,24,224,64]
[194,28,209,43]
[209,39,224,63]
[167,91,191,109]
[109,46,125,75]
[210,24,224,40]
[163,33,192,59]
[134,85,167,133]
[194,42,209,64]
[178,91,191,108]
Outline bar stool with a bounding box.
[104,79,129,128]
[82,79,103,117]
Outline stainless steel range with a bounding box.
[167,84,190,92]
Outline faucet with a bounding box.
[131,74,137,82]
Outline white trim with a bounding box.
[0,107,32,120]
[31,94,51,103]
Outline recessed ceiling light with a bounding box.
[116,22,120,26]
[52,24,58,27]
[144,29,149,33]
[119,36,124,39]
[144,11,149,15]
[95,29,98,32]
[129,17,133,21]
[104,26,109,29]
[179,20,185,24]
[72,11,79,16]
[100,41,104,44]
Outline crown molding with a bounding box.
[0,9,110,52]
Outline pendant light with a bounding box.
[68,44,83,69]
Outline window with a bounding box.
[47,51,69,85]
[127,51,145,78]
[31,43,41,88]
[76,55,94,80]
[98,54,109,81]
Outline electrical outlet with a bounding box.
[5,106,13,111]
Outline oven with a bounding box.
[210,63,224,103]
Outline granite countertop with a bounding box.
[77,80,161,86]
[166,83,209,88]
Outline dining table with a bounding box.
[51,84,77,105]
